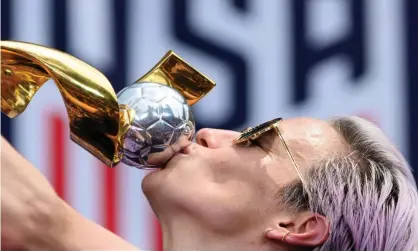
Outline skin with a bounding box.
[1,117,348,251]
[1,137,137,250]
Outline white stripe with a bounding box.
[11,0,52,45]
[67,0,114,69]
[307,0,350,48]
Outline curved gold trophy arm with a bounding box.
[1,40,215,168]
[135,50,215,106]
[1,40,124,167]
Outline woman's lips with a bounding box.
[181,145,190,154]
[160,145,191,169]
[181,143,196,155]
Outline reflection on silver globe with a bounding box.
[117,82,195,168]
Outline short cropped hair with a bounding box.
[278,116,418,251]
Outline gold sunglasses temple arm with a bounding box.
[273,124,307,185]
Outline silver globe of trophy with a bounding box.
[117,82,195,168]
[1,41,215,169]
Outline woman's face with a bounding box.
[142,117,345,235]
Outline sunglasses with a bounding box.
[233,118,305,184]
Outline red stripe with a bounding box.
[50,115,66,199]
[103,164,118,233]
[154,217,163,251]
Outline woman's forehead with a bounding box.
[258,118,347,158]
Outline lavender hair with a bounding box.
[279,116,418,251]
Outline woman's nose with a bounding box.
[195,128,239,149]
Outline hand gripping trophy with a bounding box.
[1,41,215,169]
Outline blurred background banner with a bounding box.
[1,0,417,250]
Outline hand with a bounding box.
[1,136,140,250]
[1,136,67,250]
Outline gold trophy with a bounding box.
[1,40,215,168]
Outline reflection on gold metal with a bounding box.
[135,50,215,106]
[1,40,123,167]
[233,118,283,144]
[1,40,215,167]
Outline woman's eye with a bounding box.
[247,139,261,148]
[235,139,255,147]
